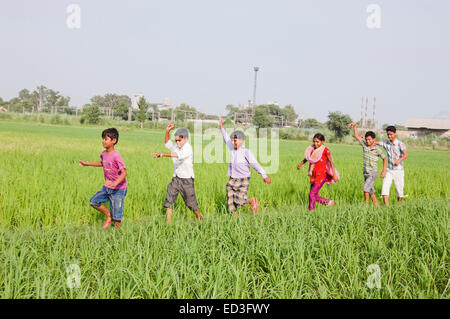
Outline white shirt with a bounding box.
[165,140,195,178]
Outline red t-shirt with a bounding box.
[310,146,332,185]
[101,150,127,190]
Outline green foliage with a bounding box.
[326,111,352,141]
[135,96,148,128]
[82,104,101,124]
[253,105,274,128]
[303,118,323,128]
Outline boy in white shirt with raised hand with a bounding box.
[152,123,203,223]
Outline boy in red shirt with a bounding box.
[79,128,127,229]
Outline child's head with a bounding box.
[364,131,376,146]
[174,128,189,147]
[312,133,325,149]
[385,126,397,142]
[102,128,119,148]
[230,130,245,150]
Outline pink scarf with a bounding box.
[304,145,340,184]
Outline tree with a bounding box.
[34,85,49,112]
[225,104,239,118]
[114,101,131,120]
[280,104,298,124]
[252,105,274,128]
[135,96,148,128]
[326,111,353,141]
[18,89,31,101]
[47,89,61,113]
[82,104,101,124]
[303,118,323,128]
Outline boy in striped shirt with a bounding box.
[349,123,387,207]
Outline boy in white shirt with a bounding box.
[152,123,203,223]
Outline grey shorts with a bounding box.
[363,171,378,194]
[164,176,199,211]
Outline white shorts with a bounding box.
[381,169,405,198]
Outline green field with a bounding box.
[0,120,448,298]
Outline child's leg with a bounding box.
[166,208,173,224]
[164,178,181,223]
[314,179,331,207]
[381,170,393,206]
[308,183,319,210]
[392,170,405,201]
[89,187,112,228]
[247,197,258,213]
[370,193,379,207]
[109,188,126,228]
[179,178,203,220]
[364,192,370,204]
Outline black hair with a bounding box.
[102,128,119,145]
[365,131,376,139]
[386,126,396,133]
[313,133,325,141]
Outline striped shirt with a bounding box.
[379,139,406,170]
[359,140,385,173]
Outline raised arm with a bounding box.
[165,123,175,144]
[348,122,362,142]
[220,119,234,150]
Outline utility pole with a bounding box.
[372,97,376,129]
[365,97,368,128]
[252,67,259,107]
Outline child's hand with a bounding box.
[381,171,386,178]
[332,175,339,182]
[263,177,272,184]
[348,122,356,128]
[219,119,224,128]
[297,163,303,170]
[152,153,162,158]
[393,159,401,166]
[79,160,87,167]
[105,180,117,188]
[166,123,175,131]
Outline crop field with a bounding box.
[0,120,448,298]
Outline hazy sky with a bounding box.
[1,0,449,125]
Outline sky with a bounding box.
[1,0,449,125]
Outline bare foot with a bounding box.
[102,218,112,229]
[327,200,335,208]
[113,221,121,229]
[248,197,258,213]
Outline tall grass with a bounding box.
[0,120,448,298]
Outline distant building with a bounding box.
[405,118,450,138]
